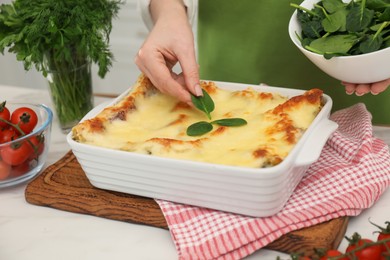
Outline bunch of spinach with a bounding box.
[291,0,390,59]
[186,90,247,136]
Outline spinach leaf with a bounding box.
[211,118,247,127]
[187,90,247,137]
[302,20,324,38]
[186,121,213,136]
[308,34,358,54]
[296,7,324,38]
[191,89,214,120]
[366,0,390,11]
[359,34,383,53]
[385,36,390,47]
[322,0,346,13]
[346,6,375,32]
[378,7,390,21]
[322,9,347,32]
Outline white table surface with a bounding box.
[1,85,389,260]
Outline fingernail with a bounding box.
[346,90,354,95]
[355,92,364,96]
[371,91,379,95]
[195,84,203,96]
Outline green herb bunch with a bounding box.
[291,0,390,59]
[186,89,247,136]
[0,0,122,131]
[0,0,122,77]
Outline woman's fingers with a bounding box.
[354,84,371,96]
[342,79,390,96]
[370,79,390,95]
[135,49,191,103]
[177,47,202,96]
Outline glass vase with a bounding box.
[44,54,94,133]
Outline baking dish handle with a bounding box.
[295,119,338,166]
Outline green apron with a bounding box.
[198,0,390,125]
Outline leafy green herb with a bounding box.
[186,121,213,136]
[291,0,390,59]
[191,89,215,120]
[0,0,122,78]
[0,0,122,130]
[211,118,248,127]
[187,90,247,136]
[186,118,248,136]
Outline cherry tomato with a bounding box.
[0,160,11,180]
[10,160,31,178]
[0,101,11,128]
[10,107,38,134]
[28,134,45,160]
[378,232,390,253]
[371,220,390,253]
[0,127,18,144]
[319,249,348,260]
[381,252,390,260]
[0,141,32,166]
[346,233,382,260]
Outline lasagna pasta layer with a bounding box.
[72,75,323,168]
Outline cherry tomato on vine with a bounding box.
[10,107,38,134]
[0,141,32,166]
[346,233,382,260]
[0,160,11,180]
[378,231,390,253]
[10,160,30,178]
[0,127,18,144]
[0,101,10,128]
[319,249,348,260]
[370,220,390,253]
[381,252,390,260]
[28,134,45,160]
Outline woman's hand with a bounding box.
[135,0,201,104]
[342,78,390,96]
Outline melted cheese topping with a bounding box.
[72,75,323,168]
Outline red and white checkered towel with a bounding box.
[155,103,390,260]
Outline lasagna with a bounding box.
[72,75,323,168]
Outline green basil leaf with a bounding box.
[186,121,213,136]
[211,118,247,127]
[191,89,214,120]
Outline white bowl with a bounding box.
[288,0,390,84]
[67,81,338,217]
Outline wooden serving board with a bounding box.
[25,151,349,257]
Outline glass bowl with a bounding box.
[0,103,53,188]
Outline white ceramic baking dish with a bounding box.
[67,81,338,217]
